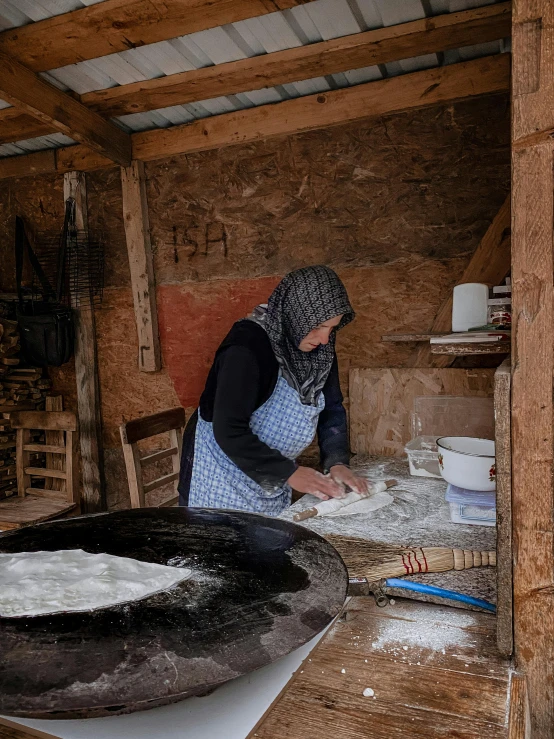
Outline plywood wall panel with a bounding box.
[145,96,509,285]
[350,368,495,456]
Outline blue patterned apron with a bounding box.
[189,375,325,515]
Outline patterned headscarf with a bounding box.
[249,266,354,405]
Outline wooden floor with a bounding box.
[248,597,514,739]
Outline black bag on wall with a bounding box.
[15,215,74,367]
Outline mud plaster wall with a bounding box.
[0,94,510,509]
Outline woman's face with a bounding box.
[298,315,343,352]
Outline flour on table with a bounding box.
[324,491,393,517]
[0,549,192,617]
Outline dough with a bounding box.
[325,491,394,517]
[0,549,192,618]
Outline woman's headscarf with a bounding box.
[249,266,354,405]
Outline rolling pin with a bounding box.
[293,479,397,522]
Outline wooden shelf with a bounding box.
[431,342,510,355]
[382,334,511,355]
[382,333,441,342]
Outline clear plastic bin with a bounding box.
[404,436,441,478]
[411,396,494,440]
[404,397,494,479]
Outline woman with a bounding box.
[178,265,368,515]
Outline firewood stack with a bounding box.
[0,316,53,500]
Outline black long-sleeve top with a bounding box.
[178,320,350,503]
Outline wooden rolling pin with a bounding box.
[293,479,397,522]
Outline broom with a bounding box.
[325,534,496,581]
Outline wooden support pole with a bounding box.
[63,171,106,513]
[120,161,161,372]
[494,358,513,658]
[511,3,554,734]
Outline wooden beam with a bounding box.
[0,54,511,181]
[133,53,510,160]
[0,3,512,145]
[63,171,106,513]
[0,51,131,166]
[409,193,511,368]
[0,109,53,146]
[511,3,554,734]
[512,5,554,149]
[120,160,161,372]
[0,149,56,179]
[0,0,315,74]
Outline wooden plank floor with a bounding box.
[248,597,513,739]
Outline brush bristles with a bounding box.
[325,535,496,581]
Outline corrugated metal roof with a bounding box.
[0,0,510,155]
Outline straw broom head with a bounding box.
[325,535,496,581]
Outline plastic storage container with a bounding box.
[448,503,496,526]
[404,436,441,478]
[445,484,496,527]
[452,283,489,331]
[411,396,495,441]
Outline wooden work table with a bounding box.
[282,457,497,606]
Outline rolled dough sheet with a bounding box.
[325,490,394,517]
[0,549,192,618]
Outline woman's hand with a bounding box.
[329,465,369,494]
[288,467,345,501]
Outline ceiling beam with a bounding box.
[0,51,132,166]
[0,54,510,180]
[0,0,315,74]
[0,2,512,144]
[0,109,54,146]
[0,149,56,179]
[132,53,510,161]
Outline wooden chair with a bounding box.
[120,407,186,508]
[0,410,79,530]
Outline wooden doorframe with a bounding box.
[511,3,554,736]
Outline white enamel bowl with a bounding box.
[436,437,496,492]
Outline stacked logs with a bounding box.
[0,317,52,500]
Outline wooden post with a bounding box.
[494,358,512,658]
[512,2,554,735]
[120,160,161,372]
[63,171,106,512]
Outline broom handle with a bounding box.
[293,479,397,522]
[452,549,496,569]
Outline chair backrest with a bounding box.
[119,407,186,509]
[10,410,79,506]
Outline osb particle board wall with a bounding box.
[0,94,510,508]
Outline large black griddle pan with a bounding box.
[0,507,347,719]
